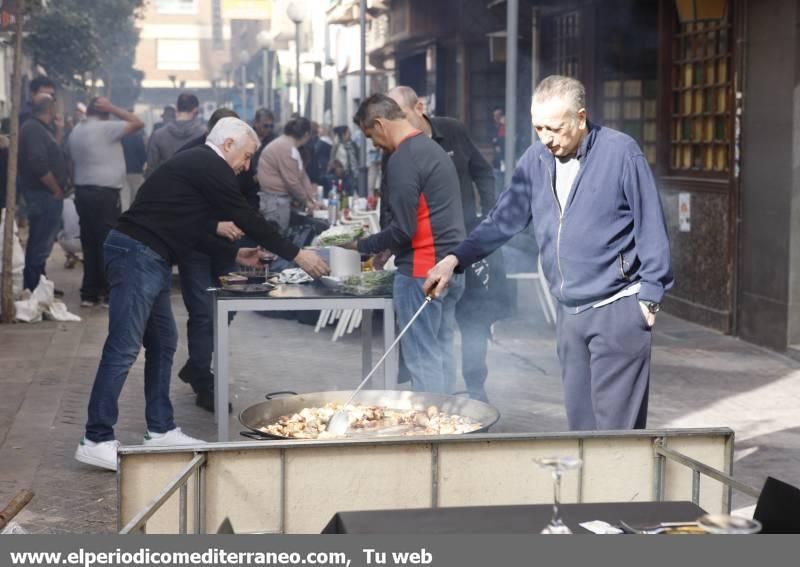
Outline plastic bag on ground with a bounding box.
[14,276,81,323]
[1,521,30,535]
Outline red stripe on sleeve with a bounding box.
[412,193,436,278]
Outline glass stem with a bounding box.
[551,470,562,525]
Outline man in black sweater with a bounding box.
[75,117,328,471]
[387,86,512,403]
[346,94,466,394]
[174,108,257,410]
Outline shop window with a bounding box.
[602,79,658,165]
[670,9,733,174]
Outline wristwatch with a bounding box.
[641,301,661,314]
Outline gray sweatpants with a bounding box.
[556,294,651,430]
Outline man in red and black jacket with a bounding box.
[346,94,465,394]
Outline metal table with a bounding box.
[322,501,707,534]
[212,283,395,440]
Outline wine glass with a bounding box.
[534,456,583,534]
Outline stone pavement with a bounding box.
[1,248,799,533]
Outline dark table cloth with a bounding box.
[322,501,706,534]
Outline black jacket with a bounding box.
[116,145,299,264]
[18,117,67,194]
[178,134,260,211]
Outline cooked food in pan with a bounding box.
[259,403,482,439]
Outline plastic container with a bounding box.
[330,247,361,278]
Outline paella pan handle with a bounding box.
[240,430,271,440]
[265,390,299,400]
[450,390,471,398]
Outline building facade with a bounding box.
[337,0,800,354]
[134,0,237,126]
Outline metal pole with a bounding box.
[295,24,302,113]
[262,49,269,108]
[504,0,518,188]
[241,65,247,119]
[531,8,540,143]
[1,0,24,323]
[267,51,274,109]
[359,0,368,196]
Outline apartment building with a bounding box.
[134,0,237,127]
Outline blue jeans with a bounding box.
[22,190,63,291]
[178,250,237,376]
[394,272,465,394]
[85,230,177,442]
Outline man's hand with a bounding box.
[639,301,656,328]
[294,249,330,279]
[51,186,64,201]
[423,255,459,298]
[92,97,115,114]
[372,249,392,270]
[236,247,270,267]
[217,221,244,241]
[339,239,358,251]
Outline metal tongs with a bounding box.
[326,294,435,436]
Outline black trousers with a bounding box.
[74,185,121,301]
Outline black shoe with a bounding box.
[178,362,213,394]
[196,387,232,414]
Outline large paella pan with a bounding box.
[239,390,501,440]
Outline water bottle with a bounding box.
[328,194,338,226]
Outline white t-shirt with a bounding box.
[554,155,580,211]
[68,118,128,189]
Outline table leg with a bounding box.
[361,309,372,379]
[213,298,229,441]
[383,300,397,389]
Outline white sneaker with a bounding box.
[143,427,205,447]
[75,438,119,471]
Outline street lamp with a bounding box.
[257,30,274,110]
[238,49,250,119]
[287,1,305,115]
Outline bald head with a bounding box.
[386,86,426,131]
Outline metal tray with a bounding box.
[221,282,275,294]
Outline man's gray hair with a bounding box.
[387,85,418,109]
[207,117,259,148]
[533,75,586,115]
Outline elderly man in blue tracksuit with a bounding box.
[424,75,673,431]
